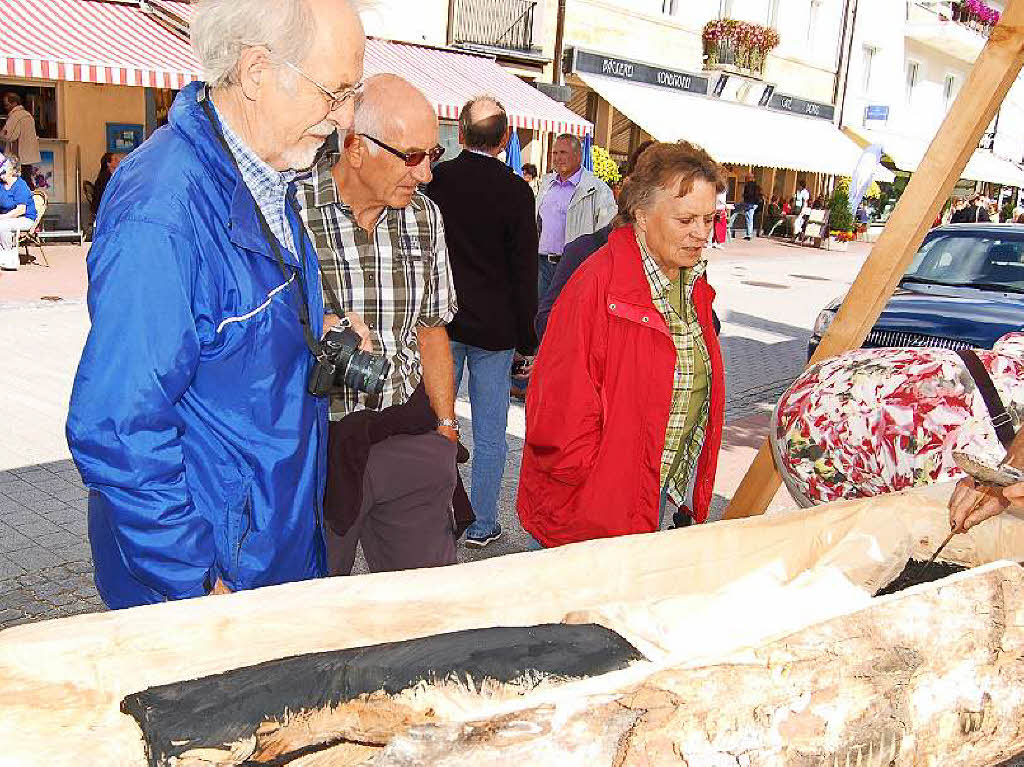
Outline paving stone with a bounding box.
[0,557,26,579]
[0,530,35,554]
[24,498,71,514]
[51,487,89,503]
[16,519,63,539]
[2,486,50,504]
[33,530,82,550]
[14,571,47,587]
[0,471,23,486]
[0,607,23,623]
[6,547,64,572]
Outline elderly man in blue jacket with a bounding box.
[66,0,366,608]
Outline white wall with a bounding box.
[843,0,1024,165]
[358,0,449,46]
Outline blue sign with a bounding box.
[864,105,889,122]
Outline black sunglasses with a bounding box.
[359,134,445,166]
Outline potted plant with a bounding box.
[828,186,855,251]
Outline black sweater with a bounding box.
[427,151,539,354]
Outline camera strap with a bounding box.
[200,91,328,363]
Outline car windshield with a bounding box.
[904,233,1024,292]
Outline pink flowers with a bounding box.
[955,0,1001,27]
[703,19,780,74]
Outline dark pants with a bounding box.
[20,164,34,190]
[538,254,559,302]
[325,431,458,576]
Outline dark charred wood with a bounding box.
[120,623,643,767]
[874,560,967,597]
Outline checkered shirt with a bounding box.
[217,105,297,254]
[297,156,457,419]
[637,231,710,509]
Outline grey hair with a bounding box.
[190,0,315,88]
[2,153,20,174]
[554,133,582,154]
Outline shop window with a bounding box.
[905,60,919,104]
[862,45,877,93]
[145,88,178,136]
[0,83,57,139]
[437,121,462,165]
[943,74,958,110]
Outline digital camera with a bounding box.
[308,325,389,398]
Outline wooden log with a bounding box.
[371,562,1024,766]
[119,624,642,766]
[1,486,1022,765]
[724,1,1024,520]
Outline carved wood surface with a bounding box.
[0,485,1022,765]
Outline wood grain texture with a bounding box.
[372,563,1024,766]
[724,0,1024,520]
[1,485,1022,765]
[120,624,643,766]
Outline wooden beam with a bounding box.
[724,3,1024,519]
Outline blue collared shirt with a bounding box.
[216,105,297,255]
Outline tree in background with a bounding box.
[829,185,855,235]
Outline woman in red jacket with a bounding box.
[517,142,726,548]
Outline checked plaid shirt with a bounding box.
[217,104,297,255]
[637,232,710,512]
[297,155,457,419]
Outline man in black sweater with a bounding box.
[426,96,538,547]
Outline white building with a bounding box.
[840,0,1024,202]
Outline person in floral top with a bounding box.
[772,333,1024,509]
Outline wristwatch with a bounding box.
[438,417,460,433]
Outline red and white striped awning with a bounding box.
[0,0,200,89]
[365,39,591,137]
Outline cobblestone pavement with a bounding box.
[0,239,869,629]
[0,460,104,628]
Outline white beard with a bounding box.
[280,122,336,171]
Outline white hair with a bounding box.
[190,0,315,88]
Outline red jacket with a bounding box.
[517,226,725,547]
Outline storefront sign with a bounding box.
[767,92,835,122]
[568,49,709,96]
[864,105,889,122]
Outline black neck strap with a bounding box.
[200,90,340,361]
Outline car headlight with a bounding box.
[813,309,837,337]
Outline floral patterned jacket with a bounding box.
[772,333,1024,507]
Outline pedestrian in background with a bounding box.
[299,75,465,575]
[740,173,759,240]
[0,153,35,271]
[0,92,40,188]
[535,133,616,302]
[535,139,654,340]
[90,152,122,220]
[522,162,540,196]
[67,0,365,608]
[518,141,726,548]
[427,96,538,548]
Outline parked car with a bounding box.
[809,224,1024,359]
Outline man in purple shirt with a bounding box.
[534,134,616,302]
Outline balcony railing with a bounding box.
[450,0,538,53]
[703,38,767,78]
[907,1,997,38]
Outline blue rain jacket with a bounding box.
[67,82,328,608]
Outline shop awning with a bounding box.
[846,126,1024,188]
[578,71,894,181]
[366,39,591,137]
[0,0,200,89]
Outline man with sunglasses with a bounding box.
[66,0,366,608]
[297,74,466,576]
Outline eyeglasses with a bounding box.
[359,134,445,167]
[282,60,362,112]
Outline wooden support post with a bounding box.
[594,95,614,150]
[724,4,1024,520]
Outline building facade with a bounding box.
[840,0,1024,205]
